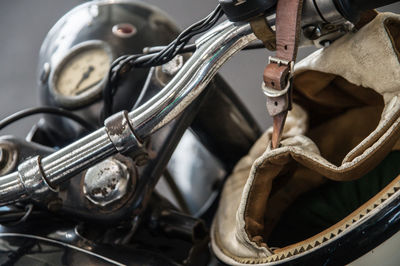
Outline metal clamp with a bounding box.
[104,110,143,153]
[18,156,57,200]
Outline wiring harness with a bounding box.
[102,5,225,118]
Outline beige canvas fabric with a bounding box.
[211,12,400,265]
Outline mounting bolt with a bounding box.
[303,25,322,40]
[83,156,136,207]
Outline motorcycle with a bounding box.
[0,0,399,265]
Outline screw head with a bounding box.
[83,157,134,207]
[40,62,51,83]
[303,25,322,40]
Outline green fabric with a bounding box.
[268,151,400,247]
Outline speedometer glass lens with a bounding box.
[56,48,110,96]
[50,41,112,107]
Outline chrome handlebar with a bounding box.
[0,0,353,205]
[129,21,256,139]
[0,20,257,205]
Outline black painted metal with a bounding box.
[219,0,277,22]
[334,0,400,22]
[191,75,261,170]
[38,1,180,145]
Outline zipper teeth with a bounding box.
[217,178,400,264]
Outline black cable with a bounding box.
[143,43,197,54]
[102,54,142,118]
[143,5,223,66]
[102,4,224,119]
[1,204,34,227]
[142,41,265,55]
[0,106,96,132]
[3,238,36,266]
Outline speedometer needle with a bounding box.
[75,65,94,90]
[76,79,102,95]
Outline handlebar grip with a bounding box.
[334,0,400,22]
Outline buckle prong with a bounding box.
[269,56,294,75]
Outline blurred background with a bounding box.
[0,0,399,138]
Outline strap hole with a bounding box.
[271,81,275,87]
[284,45,288,50]
[274,101,278,106]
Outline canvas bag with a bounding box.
[211,12,400,265]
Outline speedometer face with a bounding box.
[56,48,110,96]
[50,41,112,108]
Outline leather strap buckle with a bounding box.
[262,56,294,98]
[261,0,304,149]
[262,78,291,98]
[269,56,294,82]
[269,56,294,75]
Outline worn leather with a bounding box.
[250,17,276,51]
[212,13,400,265]
[263,0,303,90]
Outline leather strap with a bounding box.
[263,0,303,92]
[264,0,303,90]
[250,17,276,51]
[261,0,304,149]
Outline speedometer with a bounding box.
[49,41,113,108]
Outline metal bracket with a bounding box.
[104,111,143,153]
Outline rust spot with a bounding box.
[108,182,116,190]
[91,187,109,197]
[109,118,128,136]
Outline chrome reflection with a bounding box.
[165,130,226,217]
